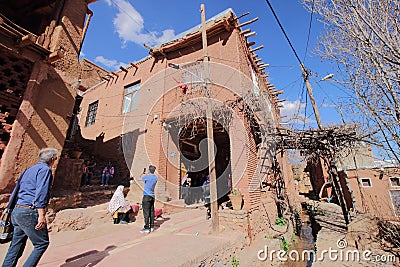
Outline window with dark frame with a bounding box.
[85,100,98,126]
[122,81,140,114]
[360,178,372,187]
[390,177,400,187]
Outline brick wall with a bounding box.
[219,209,249,233]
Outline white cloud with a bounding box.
[281,100,314,125]
[108,0,175,47]
[94,56,129,71]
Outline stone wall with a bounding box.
[219,209,249,234]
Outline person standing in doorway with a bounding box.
[2,147,58,267]
[140,165,158,234]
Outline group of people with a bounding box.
[181,173,210,205]
[81,159,115,187]
[1,146,159,267]
[107,164,158,235]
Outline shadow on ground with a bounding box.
[60,245,116,267]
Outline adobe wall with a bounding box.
[308,158,329,198]
[52,159,83,195]
[345,168,397,219]
[0,0,92,193]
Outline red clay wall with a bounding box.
[345,168,398,220]
[0,0,92,193]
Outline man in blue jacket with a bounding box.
[140,165,158,233]
[2,147,58,267]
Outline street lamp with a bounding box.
[168,62,180,69]
[320,73,334,81]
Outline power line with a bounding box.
[264,0,303,66]
[303,0,315,63]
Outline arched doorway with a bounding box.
[178,119,232,205]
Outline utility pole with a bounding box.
[201,3,219,233]
[301,64,350,223]
[301,64,323,129]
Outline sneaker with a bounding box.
[140,228,150,234]
[119,220,128,224]
[150,228,154,232]
[100,184,104,186]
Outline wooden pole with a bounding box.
[201,3,219,233]
[301,64,323,129]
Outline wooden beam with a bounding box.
[250,45,264,53]
[239,28,251,35]
[247,41,255,47]
[223,19,231,32]
[47,50,63,63]
[101,76,110,81]
[18,34,37,47]
[254,58,262,63]
[130,62,138,69]
[159,49,167,57]
[244,32,256,38]
[143,43,153,51]
[236,12,250,20]
[120,66,128,73]
[237,17,259,28]
[272,90,284,95]
[111,72,119,77]
[0,17,4,24]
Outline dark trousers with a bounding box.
[81,173,92,186]
[142,195,155,229]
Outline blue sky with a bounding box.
[81,0,344,128]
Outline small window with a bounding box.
[85,101,98,126]
[390,177,400,187]
[122,82,140,113]
[360,178,372,187]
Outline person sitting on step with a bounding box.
[101,161,114,186]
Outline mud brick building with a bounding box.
[0,0,98,201]
[78,9,297,237]
[308,145,400,221]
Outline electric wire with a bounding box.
[264,0,303,66]
[303,0,315,63]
